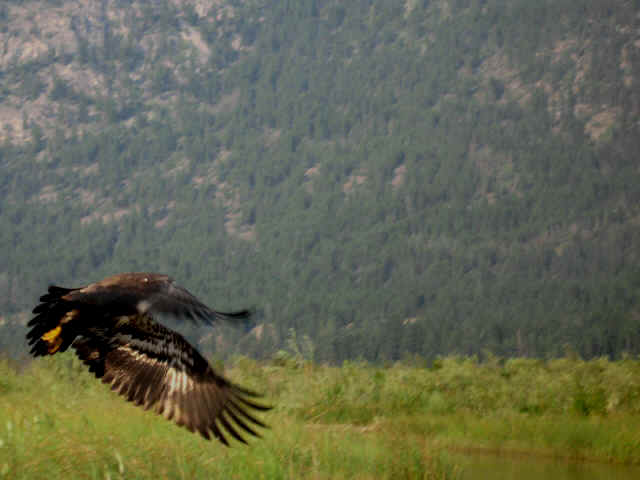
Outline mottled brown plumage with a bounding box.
[26,272,270,445]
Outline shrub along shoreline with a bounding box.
[268,353,640,464]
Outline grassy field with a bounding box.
[1,353,640,479]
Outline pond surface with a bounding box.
[454,451,640,480]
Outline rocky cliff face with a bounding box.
[0,0,256,142]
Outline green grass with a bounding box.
[2,354,640,478]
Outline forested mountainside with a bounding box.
[1,0,640,362]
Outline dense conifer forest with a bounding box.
[1,0,639,362]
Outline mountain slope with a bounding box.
[1,0,640,361]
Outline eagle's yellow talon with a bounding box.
[42,326,63,353]
[41,325,61,342]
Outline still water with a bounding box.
[454,452,640,480]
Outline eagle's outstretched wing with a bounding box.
[72,316,269,444]
[61,273,250,326]
[142,279,251,325]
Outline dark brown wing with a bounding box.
[143,279,251,325]
[62,273,249,326]
[72,314,270,444]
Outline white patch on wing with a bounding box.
[126,335,193,368]
[120,345,160,367]
[165,366,195,396]
[137,300,151,313]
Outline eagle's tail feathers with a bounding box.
[27,286,82,357]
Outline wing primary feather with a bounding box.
[231,384,263,397]
[199,383,219,423]
[131,362,157,401]
[215,309,251,320]
[225,405,260,438]
[111,376,123,391]
[234,394,273,412]
[126,382,139,402]
[119,378,134,397]
[144,381,166,410]
[142,369,167,409]
[184,392,199,432]
[228,399,269,428]
[198,423,211,440]
[164,401,175,421]
[32,303,49,314]
[210,421,229,446]
[187,385,203,436]
[218,412,247,444]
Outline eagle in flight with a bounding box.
[26,272,270,445]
